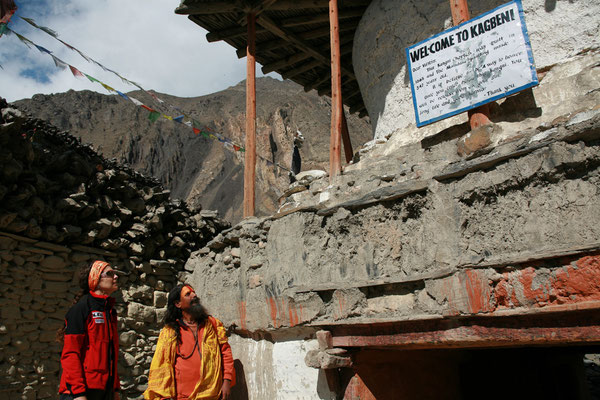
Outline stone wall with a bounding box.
[181,56,600,397]
[353,0,600,141]
[0,100,229,399]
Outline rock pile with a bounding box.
[0,98,229,399]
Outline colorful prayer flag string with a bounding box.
[6,26,297,171]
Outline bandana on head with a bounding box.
[88,260,110,291]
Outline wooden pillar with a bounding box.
[341,109,353,164]
[449,0,492,129]
[329,0,342,179]
[243,12,257,218]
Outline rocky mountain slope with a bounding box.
[13,77,372,223]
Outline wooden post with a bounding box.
[341,109,353,163]
[449,0,492,129]
[243,12,257,218]
[329,0,342,179]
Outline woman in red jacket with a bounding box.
[58,260,120,400]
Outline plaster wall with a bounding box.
[228,336,335,400]
[353,0,600,142]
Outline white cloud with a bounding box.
[0,0,278,102]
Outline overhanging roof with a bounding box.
[175,0,372,117]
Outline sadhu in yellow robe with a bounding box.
[144,317,235,400]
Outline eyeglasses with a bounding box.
[101,270,117,279]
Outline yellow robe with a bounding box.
[144,318,228,400]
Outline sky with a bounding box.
[0,0,278,102]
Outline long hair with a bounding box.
[164,284,208,344]
[164,284,185,344]
[56,262,94,342]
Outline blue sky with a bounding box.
[0,0,277,102]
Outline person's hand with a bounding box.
[74,397,87,400]
[220,379,232,400]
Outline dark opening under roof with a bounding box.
[175,0,373,117]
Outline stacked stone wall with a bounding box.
[0,99,229,399]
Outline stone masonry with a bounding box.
[0,99,229,399]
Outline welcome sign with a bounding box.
[406,0,538,127]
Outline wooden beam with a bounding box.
[236,21,358,58]
[280,8,365,28]
[332,324,600,349]
[262,52,312,74]
[449,0,491,129]
[175,1,241,15]
[329,0,342,179]
[304,74,330,92]
[206,25,265,43]
[265,38,352,76]
[243,12,257,218]
[341,108,353,163]
[317,75,357,96]
[282,59,322,80]
[256,14,356,79]
[177,0,370,14]
[236,0,280,25]
[349,101,365,114]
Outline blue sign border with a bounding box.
[405,0,538,128]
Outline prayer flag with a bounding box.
[233,145,240,151]
[149,92,164,103]
[101,82,115,92]
[51,55,68,70]
[193,127,201,135]
[14,32,33,48]
[173,115,184,124]
[0,23,7,36]
[129,97,143,106]
[141,105,155,112]
[148,111,160,122]
[163,115,172,121]
[85,74,99,83]
[40,26,58,37]
[116,91,129,101]
[69,65,84,78]
[59,39,75,50]
[184,121,192,128]
[35,44,52,54]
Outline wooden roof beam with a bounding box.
[263,38,352,75]
[176,1,242,15]
[176,0,371,14]
[317,75,357,96]
[282,59,322,79]
[236,20,358,58]
[349,101,366,114]
[262,52,312,74]
[267,0,371,9]
[304,73,330,92]
[256,14,355,78]
[280,8,365,28]
[206,24,266,42]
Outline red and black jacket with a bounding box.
[59,291,120,396]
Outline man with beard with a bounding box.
[144,284,235,400]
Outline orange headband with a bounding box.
[88,261,110,291]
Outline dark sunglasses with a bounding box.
[101,270,117,278]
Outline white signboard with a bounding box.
[406,0,538,127]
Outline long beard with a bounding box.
[189,301,208,323]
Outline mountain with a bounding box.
[13,77,372,223]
